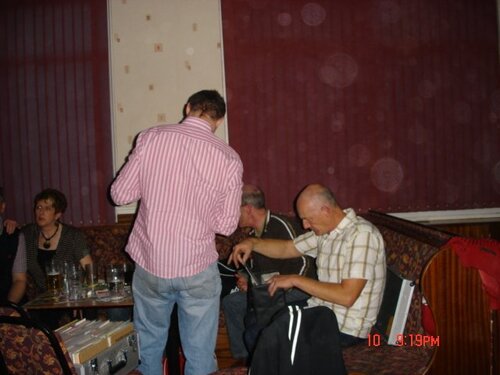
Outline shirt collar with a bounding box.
[250,210,271,238]
[326,208,356,238]
[262,210,271,236]
[182,116,213,132]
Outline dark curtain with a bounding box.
[0,0,114,225]
[222,0,500,214]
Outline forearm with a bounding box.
[110,173,140,205]
[214,163,243,236]
[110,135,144,205]
[8,279,26,304]
[270,275,367,308]
[251,238,300,259]
[231,237,301,267]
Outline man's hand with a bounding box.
[229,238,255,267]
[267,274,299,296]
[3,219,18,235]
[235,273,248,292]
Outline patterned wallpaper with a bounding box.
[109,0,226,178]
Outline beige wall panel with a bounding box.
[109,0,226,169]
[108,0,226,215]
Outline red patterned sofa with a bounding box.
[210,211,454,375]
[74,211,453,375]
[339,211,450,375]
[80,223,248,284]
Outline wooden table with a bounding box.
[23,287,133,311]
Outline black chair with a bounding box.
[0,304,76,375]
[0,300,31,318]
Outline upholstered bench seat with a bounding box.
[37,212,450,375]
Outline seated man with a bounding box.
[0,187,27,304]
[222,184,315,361]
[230,183,386,348]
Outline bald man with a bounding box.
[231,184,386,348]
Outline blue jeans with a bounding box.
[222,291,248,359]
[133,262,221,375]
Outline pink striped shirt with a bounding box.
[110,117,243,278]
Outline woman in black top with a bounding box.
[22,188,92,328]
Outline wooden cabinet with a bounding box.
[426,221,499,375]
[422,247,492,374]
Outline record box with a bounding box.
[57,319,139,375]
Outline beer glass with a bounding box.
[84,262,99,298]
[85,263,99,287]
[106,264,125,296]
[122,262,134,286]
[45,259,62,294]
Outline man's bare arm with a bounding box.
[268,275,367,308]
[229,237,301,267]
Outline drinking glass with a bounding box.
[106,264,125,296]
[64,262,83,301]
[85,263,99,287]
[122,262,134,286]
[45,259,62,295]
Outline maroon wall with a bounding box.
[222,0,500,214]
[0,0,114,225]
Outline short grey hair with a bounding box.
[241,185,266,209]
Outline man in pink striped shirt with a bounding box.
[111,90,243,375]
